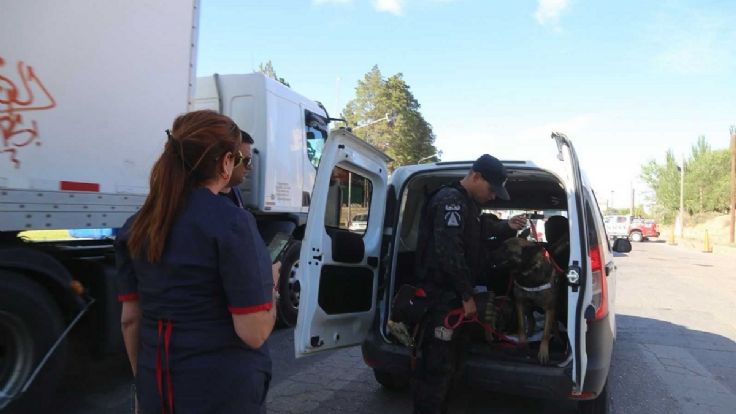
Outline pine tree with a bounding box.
[342,65,437,169]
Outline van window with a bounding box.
[305,110,328,168]
[324,166,373,234]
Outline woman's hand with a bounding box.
[233,262,282,349]
[272,261,281,289]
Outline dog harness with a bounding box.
[513,249,565,292]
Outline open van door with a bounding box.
[294,129,391,357]
[551,133,592,394]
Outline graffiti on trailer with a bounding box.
[0,56,57,168]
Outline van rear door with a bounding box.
[294,129,391,357]
[551,133,592,394]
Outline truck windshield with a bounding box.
[305,110,329,168]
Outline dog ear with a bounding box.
[518,228,531,239]
[522,243,544,261]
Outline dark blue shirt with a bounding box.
[116,187,273,372]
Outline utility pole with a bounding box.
[610,190,615,213]
[347,172,352,228]
[680,155,685,238]
[630,183,635,216]
[730,126,736,244]
[676,156,685,239]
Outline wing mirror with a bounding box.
[612,238,632,253]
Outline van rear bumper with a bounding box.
[363,313,614,401]
[362,331,574,400]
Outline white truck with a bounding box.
[193,73,332,327]
[0,1,326,410]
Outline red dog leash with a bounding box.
[443,308,517,346]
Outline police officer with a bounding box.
[412,154,525,414]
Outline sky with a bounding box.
[196,0,736,209]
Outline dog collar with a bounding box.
[544,249,565,274]
[514,280,553,292]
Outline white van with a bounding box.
[293,130,630,413]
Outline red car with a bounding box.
[604,215,659,242]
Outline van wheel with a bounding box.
[373,369,409,391]
[0,271,67,412]
[629,231,643,242]
[277,241,301,327]
[578,382,610,414]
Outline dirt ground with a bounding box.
[659,213,736,255]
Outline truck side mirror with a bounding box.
[612,238,632,253]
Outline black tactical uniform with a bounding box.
[412,181,480,414]
[412,154,511,414]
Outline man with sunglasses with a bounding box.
[220,130,254,208]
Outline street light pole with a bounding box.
[351,111,398,131]
[418,150,443,164]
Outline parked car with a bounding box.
[603,215,659,242]
[292,130,631,413]
[348,214,368,232]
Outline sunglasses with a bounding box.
[232,151,253,169]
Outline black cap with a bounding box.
[472,154,510,200]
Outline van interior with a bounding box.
[385,165,574,365]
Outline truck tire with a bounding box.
[277,241,302,327]
[578,382,610,414]
[629,230,643,242]
[0,271,67,413]
[373,369,409,391]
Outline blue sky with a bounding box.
[197,0,736,208]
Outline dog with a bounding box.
[489,237,565,364]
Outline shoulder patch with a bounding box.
[444,203,463,228]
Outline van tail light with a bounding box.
[589,245,608,320]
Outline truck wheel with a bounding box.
[578,382,610,414]
[0,271,67,412]
[277,241,301,327]
[629,231,643,242]
[373,369,409,391]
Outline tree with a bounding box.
[342,65,437,169]
[684,136,730,213]
[258,60,290,87]
[640,149,682,223]
[640,136,731,222]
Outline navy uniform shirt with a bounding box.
[115,187,273,411]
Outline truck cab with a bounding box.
[293,131,631,413]
[193,73,330,326]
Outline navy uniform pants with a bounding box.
[412,304,469,414]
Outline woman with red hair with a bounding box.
[116,110,279,413]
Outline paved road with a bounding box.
[24,241,736,413]
[609,241,736,414]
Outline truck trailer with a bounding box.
[1,0,327,410]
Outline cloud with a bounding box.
[373,0,404,15]
[534,0,570,26]
[312,0,352,4]
[313,0,405,15]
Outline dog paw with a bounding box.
[538,343,550,365]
